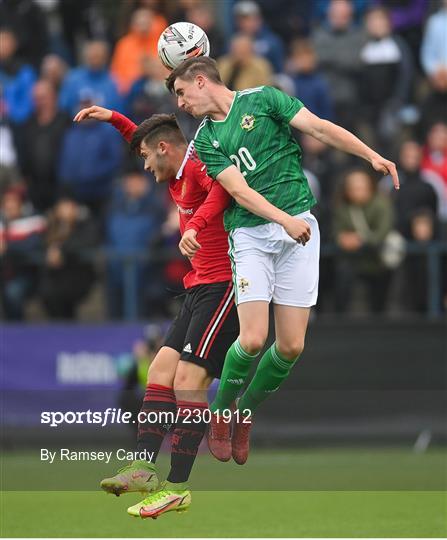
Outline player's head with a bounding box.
[130,113,187,183]
[166,57,225,117]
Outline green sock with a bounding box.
[237,343,299,415]
[210,339,257,413]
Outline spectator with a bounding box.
[59,41,121,117]
[300,134,339,312]
[0,28,36,124]
[0,187,46,320]
[58,101,123,214]
[374,0,428,65]
[0,0,49,68]
[418,1,447,136]
[358,6,413,152]
[40,194,98,320]
[420,123,447,224]
[125,56,172,124]
[125,56,199,140]
[115,0,168,40]
[233,1,285,72]
[300,134,339,239]
[287,39,333,120]
[151,202,191,315]
[186,3,226,58]
[333,168,394,313]
[105,170,166,319]
[312,0,366,131]
[57,0,113,63]
[217,34,273,90]
[255,0,313,45]
[403,209,440,312]
[312,0,371,24]
[18,80,70,212]
[383,140,438,239]
[420,0,447,79]
[110,8,165,94]
[0,118,19,190]
[40,54,68,93]
[418,72,447,138]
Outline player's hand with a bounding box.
[371,155,400,190]
[73,105,112,123]
[179,229,201,258]
[283,217,311,245]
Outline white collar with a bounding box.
[175,140,195,180]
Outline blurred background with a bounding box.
[1,0,446,461]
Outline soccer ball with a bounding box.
[157,22,210,71]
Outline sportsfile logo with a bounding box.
[227,378,244,385]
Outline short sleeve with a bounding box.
[263,86,304,123]
[194,127,234,180]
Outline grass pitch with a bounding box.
[1,448,446,537]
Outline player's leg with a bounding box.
[100,346,179,496]
[210,300,269,412]
[233,212,320,463]
[131,362,212,519]
[207,301,269,461]
[209,228,275,414]
[232,306,310,465]
[129,281,239,517]
[169,361,212,484]
[135,347,179,461]
[101,296,193,496]
[239,305,310,411]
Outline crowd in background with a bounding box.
[1,0,446,321]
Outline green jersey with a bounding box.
[193,85,317,231]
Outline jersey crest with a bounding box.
[240,114,255,131]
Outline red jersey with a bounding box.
[110,111,232,288]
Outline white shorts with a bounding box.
[228,211,320,307]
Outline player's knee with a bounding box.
[276,339,305,360]
[173,362,209,392]
[239,334,266,355]
[147,357,175,387]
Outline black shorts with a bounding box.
[164,281,239,378]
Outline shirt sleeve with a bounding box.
[185,156,232,232]
[109,111,137,143]
[186,181,232,233]
[263,86,304,123]
[194,127,234,180]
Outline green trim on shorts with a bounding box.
[228,232,238,305]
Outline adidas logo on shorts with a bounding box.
[183,343,192,353]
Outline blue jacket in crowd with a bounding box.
[106,186,165,253]
[253,25,285,73]
[59,66,121,117]
[292,72,334,121]
[0,63,36,123]
[58,122,123,201]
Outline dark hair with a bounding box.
[129,113,187,153]
[166,56,224,94]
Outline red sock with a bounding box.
[167,400,208,483]
[136,384,176,462]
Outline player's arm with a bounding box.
[73,106,137,142]
[290,107,400,190]
[179,181,231,258]
[216,165,311,244]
